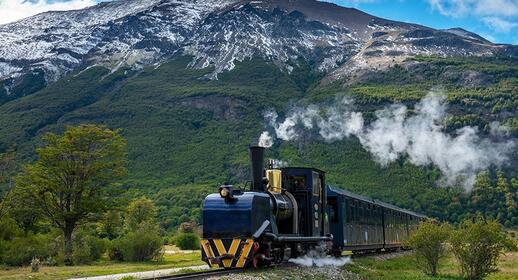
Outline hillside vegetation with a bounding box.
[0,55,517,230]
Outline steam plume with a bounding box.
[258,131,274,148]
[289,246,352,267]
[258,91,515,189]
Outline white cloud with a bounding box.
[319,0,377,7]
[482,17,518,32]
[428,0,471,17]
[427,0,518,33]
[0,0,100,25]
[429,0,518,17]
[473,0,518,17]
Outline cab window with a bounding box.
[312,172,321,197]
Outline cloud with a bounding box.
[427,0,518,33]
[472,0,518,17]
[429,0,518,17]
[0,0,100,25]
[428,0,471,17]
[482,17,518,33]
[319,0,377,7]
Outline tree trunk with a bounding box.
[63,223,75,266]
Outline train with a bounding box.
[200,146,426,269]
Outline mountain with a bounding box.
[1,0,517,102]
[0,0,517,228]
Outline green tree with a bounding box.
[109,198,162,262]
[470,172,493,215]
[124,198,157,232]
[0,151,16,182]
[14,125,126,265]
[450,216,516,280]
[407,220,452,276]
[0,151,16,220]
[98,210,124,240]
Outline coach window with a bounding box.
[350,199,353,224]
[354,201,359,222]
[329,197,338,223]
[368,205,371,224]
[360,202,365,224]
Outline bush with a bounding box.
[111,225,163,262]
[0,234,56,266]
[450,217,516,280]
[407,220,451,276]
[174,233,200,250]
[179,222,197,233]
[72,235,107,264]
[0,217,22,242]
[107,240,124,261]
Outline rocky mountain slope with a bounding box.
[1,0,516,101]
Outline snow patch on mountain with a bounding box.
[0,0,512,92]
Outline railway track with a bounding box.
[143,250,409,280]
[142,268,245,280]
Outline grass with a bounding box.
[345,252,518,280]
[0,252,204,280]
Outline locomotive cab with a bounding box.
[280,167,330,238]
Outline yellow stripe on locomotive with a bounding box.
[201,238,254,268]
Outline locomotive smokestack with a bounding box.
[249,146,265,192]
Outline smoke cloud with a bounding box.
[258,91,515,189]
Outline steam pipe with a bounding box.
[249,146,265,192]
[264,232,333,243]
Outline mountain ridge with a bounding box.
[1,0,516,103]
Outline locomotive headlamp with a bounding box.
[219,185,234,199]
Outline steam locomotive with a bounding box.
[201,146,426,269]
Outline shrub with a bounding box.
[30,257,40,272]
[0,234,56,266]
[111,225,163,262]
[107,240,124,261]
[174,233,200,250]
[179,222,197,233]
[407,220,451,276]
[72,235,107,264]
[0,217,22,242]
[450,217,516,280]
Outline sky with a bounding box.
[324,0,518,44]
[0,0,516,45]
